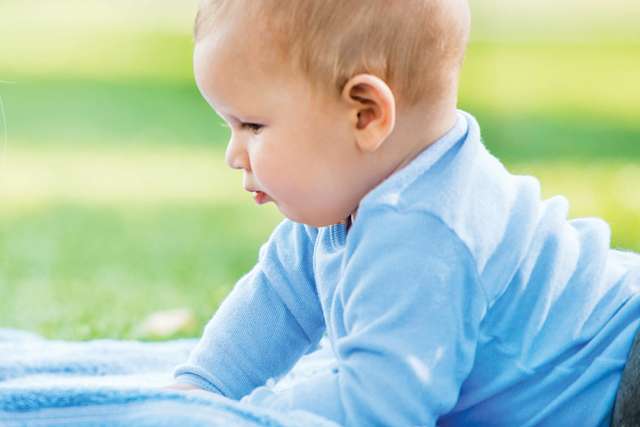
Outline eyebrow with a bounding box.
[221,111,267,125]
[216,108,262,123]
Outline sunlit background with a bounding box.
[1,0,639,340]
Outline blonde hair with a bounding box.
[194,0,470,108]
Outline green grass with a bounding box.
[1,2,639,340]
[0,201,281,339]
[0,145,283,339]
[0,79,217,146]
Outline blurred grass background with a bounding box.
[0,0,638,340]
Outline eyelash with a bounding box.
[241,123,264,134]
[219,122,264,134]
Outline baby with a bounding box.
[169,0,640,425]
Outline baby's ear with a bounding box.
[341,74,396,153]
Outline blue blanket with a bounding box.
[0,329,337,426]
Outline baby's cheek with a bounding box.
[271,170,308,201]
[251,161,291,198]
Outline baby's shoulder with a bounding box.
[358,145,546,303]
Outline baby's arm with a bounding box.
[244,208,487,426]
[172,220,325,398]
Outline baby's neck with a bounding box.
[386,103,458,177]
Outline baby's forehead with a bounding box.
[195,34,323,116]
[195,30,298,97]
[196,3,286,63]
[210,11,297,68]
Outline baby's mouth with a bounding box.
[253,191,272,205]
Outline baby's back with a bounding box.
[440,202,640,425]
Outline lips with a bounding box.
[252,190,271,205]
[244,185,272,205]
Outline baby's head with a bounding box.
[193,0,470,227]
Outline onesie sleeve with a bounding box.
[244,207,487,426]
[173,219,325,399]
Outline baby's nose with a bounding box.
[224,137,250,171]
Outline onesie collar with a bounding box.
[359,109,472,209]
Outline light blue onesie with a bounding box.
[175,111,640,426]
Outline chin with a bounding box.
[280,207,345,228]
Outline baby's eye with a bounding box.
[241,123,264,134]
